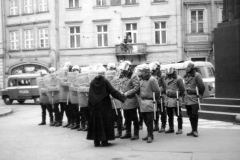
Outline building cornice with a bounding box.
[6,20,51,27]
[149,15,170,19]
[92,19,111,23]
[184,1,210,9]
[65,21,83,24]
[121,17,141,21]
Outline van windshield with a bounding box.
[208,67,215,77]
[8,79,18,87]
[18,79,31,86]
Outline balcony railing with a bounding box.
[115,43,146,55]
[115,43,147,61]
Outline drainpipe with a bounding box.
[1,0,6,88]
[181,0,185,61]
[55,0,60,69]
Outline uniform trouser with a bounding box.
[53,103,61,122]
[142,112,154,137]
[80,107,89,127]
[186,104,199,132]
[166,106,183,129]
[113,108,123,132]
[68,102,74,124]
[154,103,167,128]
[40,103,53,123]
[137,107,144,127]
[60,102,70,123]
[123,108,139,135]
[71,104,80,125]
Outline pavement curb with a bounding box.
[0,107,13,117]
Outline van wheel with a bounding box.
[3,97,13,105]
[17,100,25,104]
[34,98,40,104]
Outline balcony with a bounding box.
[115,43,147,61]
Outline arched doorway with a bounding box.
[9,63,49,75]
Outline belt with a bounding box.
[142,98,153,100]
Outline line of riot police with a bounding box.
[36,60,205,145]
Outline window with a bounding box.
[96,0,106,6]
[38,0,48,12]
[24,30,34,49]
[126,23,137,43]
[125,0,136,4]
[10,31,19,50]
[23,0,33,14]
[9,0,18,15]
[8,79,18,87]
[39,28,49,48]
[110,0,121,6]
[191,10,204,33]
[155,22,166,44]
[97,25,108,47]
[69,26,80,48]
[69,0,79,8]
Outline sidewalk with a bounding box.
[0,106,13,117]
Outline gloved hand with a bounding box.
[186,88,196,95]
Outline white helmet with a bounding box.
[41,70,48,75]
[149,61,160,71]
[63,62,72,70]
[138,64,150,72]
[107,63,116,70]
[72,65,80,70]
[119,61,131,71]
[49,67,56,73]
[165,66,175,75]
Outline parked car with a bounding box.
[161,61,215,97]
[1,74,41,105]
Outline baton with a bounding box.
[196,87,201,111]
[176,91,179,116]
[110,95,118,115]
[153,92,156,120]
[51,92,54,110]
[66,93,69,105]
[160,92,163,113]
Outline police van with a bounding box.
[161,61,215,97]
[1,74,41,105]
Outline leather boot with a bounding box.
[147,136,153,143]
[153,123,159,132]
[50,121,56,126]
[193,131,198,137]
[67,123,74,128]
[115,131,122,138]
[77,126,83,131]
[71,124,80,130]
[142,135,148,141]
[63,122,71,128]
[165,128,174,133]
[176,129,182,134]
[120,132,131,139]
[55,122,62,127]
[158,127,165,133]
[131,130,139,140]
[39,115,46,125]
[187,131,194,136]
[94,141,101,147]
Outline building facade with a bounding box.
[182,0,223,64]
[2,0,58,87]
[58,0,182,67]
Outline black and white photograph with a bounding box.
[0,0,240,160]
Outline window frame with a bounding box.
[9,0,18,16]
[23,0,33,14]
[125,0,137,5]
[154,21,167,45]
[96,0,107,6]
[69,0,80,8]
[38,0,48,12]
[96,25,108,47]
[23,29,34,49]
[125,23,138,44]
[9,30,19,50]
[38,28,49,48]
[68,26,81,48]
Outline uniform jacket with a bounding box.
[184,71,205,105]
[152,72,166,104]
[138,75,160,112]
[45,74,61,104]
[119,71,140,110]
[165,73,185,107]
[37,78,49,104]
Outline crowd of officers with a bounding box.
[38,60,205,144]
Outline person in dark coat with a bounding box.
[87,71,126,147]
